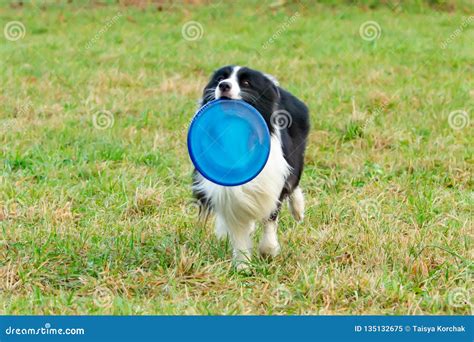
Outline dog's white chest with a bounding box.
[193,135,290,224]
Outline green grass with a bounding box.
[0,0,472,315]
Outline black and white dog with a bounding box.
[192,65,310,269]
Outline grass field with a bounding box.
[0,0,473,315]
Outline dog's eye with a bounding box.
[216,76,225,82]
[241,80,250,87]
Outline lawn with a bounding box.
[0,0,472,315]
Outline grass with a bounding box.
[0,0,472,315]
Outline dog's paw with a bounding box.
[235,261,251,273]
[259,241,281,258]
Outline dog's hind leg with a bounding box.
[259,205,281,258]
[288,186,305,222]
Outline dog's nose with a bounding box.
[218,81,231,92]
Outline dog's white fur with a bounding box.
[193,133,291,268]
[215,66,242,100]
[289,186,305,222]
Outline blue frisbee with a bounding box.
[187,99,270,186]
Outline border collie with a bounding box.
[192,66,310,270]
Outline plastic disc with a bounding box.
[187,99,270,186]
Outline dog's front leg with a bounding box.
[259,219,281,258]
[228,221,255,271]
[214,214,228,240]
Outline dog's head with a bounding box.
[201,66,280,123]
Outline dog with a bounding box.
[192,65,310,270]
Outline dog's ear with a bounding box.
[264,73,280,99]
[264,73,279,87]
